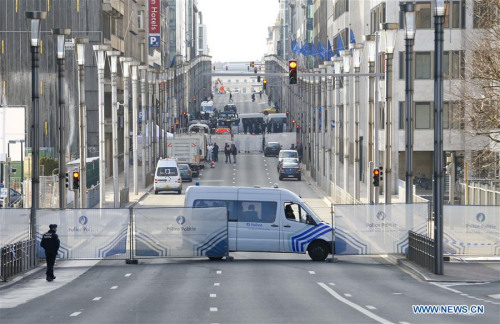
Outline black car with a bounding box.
[224,104,237,113]
[264,142,281,157]
[178,163,193,182]
[279,161,301,181]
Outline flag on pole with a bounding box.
[336,35,345,56]
[293,41,301,56]
[317,42,326,60]
[349,29,356,48]
[310,43,317,58]
[327,39,334,61]
[302,43,310,57]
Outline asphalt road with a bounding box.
[1,93,499,324]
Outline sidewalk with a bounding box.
[300,165,500,283]
[101,164,153,208]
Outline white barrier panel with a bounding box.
[37,209,129,259]
[335,204,428,255]
[0,209,30,246]
[233,134,263,152]
[134,207,227,258]
[443,206,500,256]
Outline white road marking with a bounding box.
[268,177,271,180]
[124,273,131,277]
[214,283,220,286]
[70,312,81,317]
[93,297,102,301]
[489,294,500,299]
[216,270,221,274]
[308,271,315,274]
[344,293,352,297]
[399,322,411,324]
[366,305,377,310]
[210,294,217,298]
[110,286,118,290]
[210,307,218,312]
[329,283,336,286]
[429,282,462,294]
[318,283,393,324]
[393,293,402,295]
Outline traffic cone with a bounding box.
[211,161,215,168]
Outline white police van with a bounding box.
[184,186,333,261]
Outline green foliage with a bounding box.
[39,157,58,176]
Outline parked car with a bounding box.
[277,150,299,171]
[279,161,301,181]
[0,187,22,207]
[264,142,281,157]
[277,157,300,172]
[178,163,193,182]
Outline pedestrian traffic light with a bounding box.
[373,168,380,187]
[289,60,298,84]
[257,76,261,82]
[72,171,80,190]
[263,80,267,90]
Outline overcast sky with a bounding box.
[196,0,280,62]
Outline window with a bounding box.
[237,201,277,223]
[443,102,450,129]
[156,167,178,176]
[415,102,432,129]
[415,3,432,28]
[193,199,237,221]
[333,0,349,21]
[399,102,405,130]
[444,1,466,28]
[370,3,386,34]
[137,10,145,30]
[284,203,317,225]
[415,52,431,79]
[443,51,464,79]
[399,52,404,80]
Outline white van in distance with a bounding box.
[154,158,182,194]
[184,186,333,261]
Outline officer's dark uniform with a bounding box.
[41,224,60,281]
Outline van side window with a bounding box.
[237,201,277,223]
[284,203,316,225]
[193,199,237,221]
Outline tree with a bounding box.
[455,0,500,177]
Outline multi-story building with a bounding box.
[267,0,497,203]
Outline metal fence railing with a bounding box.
[1,239,38,282]
[407,231,435,272]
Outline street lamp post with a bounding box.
[365,34,377,204]
[120,57,133,191]
[139,66,148,188]
[92,44,111,208]
[26,11,46,236]
[381,23,399,204]
[107,51,121,208]
[340,50,351,198]
[352,43,364,202]
[130,63,140,195]
[75,38,89,208]
[433,0,445,275]
[52,28,71,209]
[333,56,342,198]
[403,3,416,204]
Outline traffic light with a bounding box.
[250,61,254,67]
[379,166,384,181]
[286,110,290,115]
[254,67,257,74]
[373,168,380,187]
[263,80,267,90]
[65,172,71,189]
[193,97,197,103]
[170,125,174,131]
[72,171,80,190]
[257,76,261,82]
[288,60,298,84]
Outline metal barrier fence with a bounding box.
[1,239,38,282]
[407,231,434,272]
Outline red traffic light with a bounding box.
[182,111,187,115]
[286,110,290,115]
[170,125,174,130]
[373,169,380,176]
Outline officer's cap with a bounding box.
[49,224,58,229]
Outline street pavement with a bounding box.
[1,92,499,323]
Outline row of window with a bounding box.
[397,101,463,130]
[399,51,465,80]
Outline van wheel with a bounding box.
[298,176,301,181]
[154,190,158,195]
[208,256,224,261]
[279,176,283,181]
[308,241,329,261]
[177,189,182,194]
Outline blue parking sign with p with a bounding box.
[149,35,160,47]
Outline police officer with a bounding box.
[41,224,60,282]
